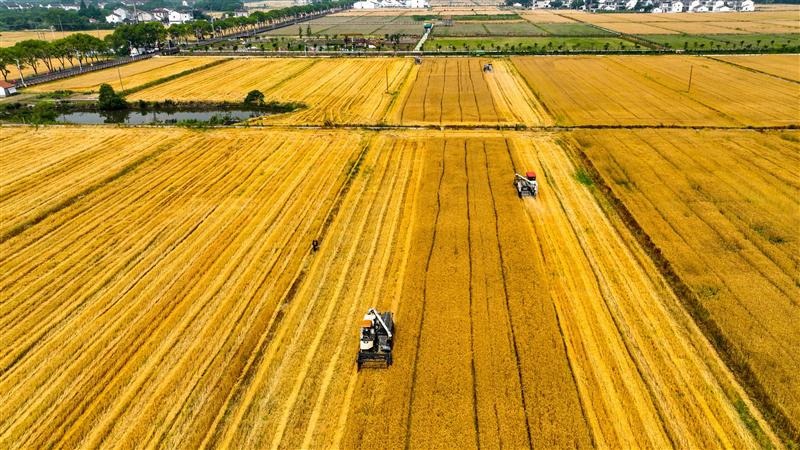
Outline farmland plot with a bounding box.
[512,55,800,127]
[0,126,780,448]
[129,58,315,101]
[28,57,224,93]
[132,58,414,125]
[614,56,799,126]
[573,128,800,436]
[0,127,187,241]
[0,127,367,449]
[389,58,550,126]
[342,131,775,449]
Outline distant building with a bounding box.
[105,12,125,23]
[0,81,17,97]
[168,9,192,23]
[152,7,170,20]
[135,11,156,21]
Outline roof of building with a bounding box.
[0,81,16,88]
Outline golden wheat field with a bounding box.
[28,57,225,93]
[715,54,800,82]
[573,128,800,436]
[2,48,800,448]
[387,58,551,126]
[131,58,414,125]
[0,125,784,448]
[512,55,800,127]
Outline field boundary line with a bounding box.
[562,136,799,446]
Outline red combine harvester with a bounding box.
[514,171,539,198]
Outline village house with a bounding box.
[0,81,18,97]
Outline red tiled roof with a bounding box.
[0,81,15,88]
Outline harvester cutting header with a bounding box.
[514,171,539,198]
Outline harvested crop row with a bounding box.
[390,58,549,126]
[28,57,224,93]
[202,133,418,449]
[0,126,785,449]
[340,131,777,449]
[0,127,184,240]
[573,128,800,436]
[340,134,581,449]
[0,128,365,448]
[511,133,779,448]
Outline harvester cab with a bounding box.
[483,62,493,72]
[357,308,394,370]
[514,171,538,198]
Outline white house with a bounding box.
[168,10,192,23]
[152,7,170,20]
[112,7,130,19]
[105,12,125,23]
[406,0,427,7]
[670,1,683,12]
[740,0,754,11]
[532,0,551,7]
[0,81,17,97]
[135,11,156,21]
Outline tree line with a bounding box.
[0,33,108,81]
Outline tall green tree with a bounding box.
[0,48,16,82]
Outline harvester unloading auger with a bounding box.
[357,308,394,370]
[514,171,538,198]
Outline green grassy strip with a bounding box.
[120,58,232,97]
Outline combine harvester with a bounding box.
[357,308,394,370]
[514,171,538,198]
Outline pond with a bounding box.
[56,109,265,125]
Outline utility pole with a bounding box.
[687,64,694,93]
[117,65,125,91]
